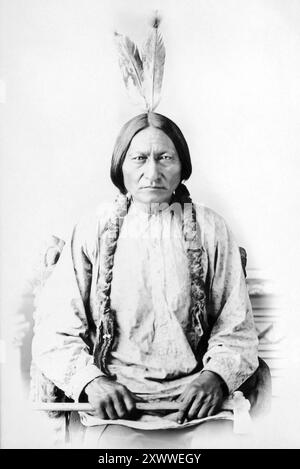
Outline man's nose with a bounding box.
[144,157,160,181]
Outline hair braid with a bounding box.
[175,183,208,350]
[93,192,132,376]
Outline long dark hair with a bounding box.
[95,114,195,376]
[110,112,192,194]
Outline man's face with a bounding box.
[122,127,182,205]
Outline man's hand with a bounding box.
[176,371,226,424]
[84,376,137,420]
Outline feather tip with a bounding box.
[151,11,161,29]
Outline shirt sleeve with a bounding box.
[32,216,104,402]
[201,214,259,394]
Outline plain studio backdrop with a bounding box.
[1,0,300,447]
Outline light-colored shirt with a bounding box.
[32,201,259,425]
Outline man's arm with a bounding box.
[32,213,139,419]
[32,217,104,402]
[177,210,258,423]
[201,215,259,393]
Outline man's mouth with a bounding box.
[141,186,166,190]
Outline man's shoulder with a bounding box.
[68,201,114,252]
[69,201,115,260]
[193,202,228,230]
[193,203,239,251]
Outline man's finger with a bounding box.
[177,394,195,424]
[112,393,128,419]
[122,388,136,414]
[196,400,214,420]
[207,402,221,417]
[97,402,109,420]
[104,399,118,420]
[187,394,206,420]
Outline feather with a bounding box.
[141,15,166,111]
[114,32,147,109]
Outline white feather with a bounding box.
[114,15,166,112]
[141,17,166,111]
[114,32,147,109]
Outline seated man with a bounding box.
[32,112,269,448]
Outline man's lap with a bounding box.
[78,420,235,449]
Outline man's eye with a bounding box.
[133,155,147,161]
[160,155,172,160]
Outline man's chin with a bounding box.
[136,194,171,205]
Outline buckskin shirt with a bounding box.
[32,201,258,429]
